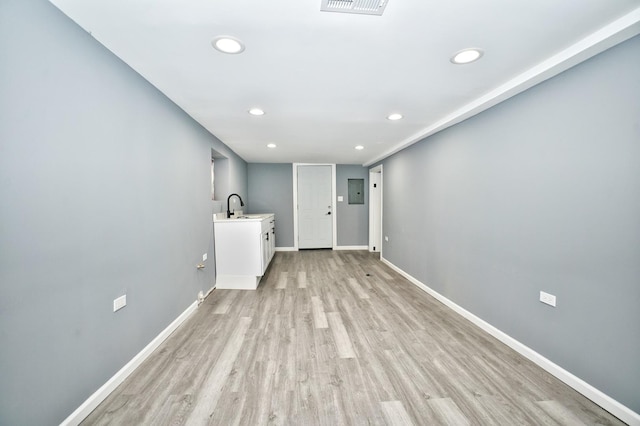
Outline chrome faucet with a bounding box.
[226,193,245,218]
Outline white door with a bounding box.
[298,165,333,249]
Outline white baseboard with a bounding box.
[380,256,640,426]
[60,300,199,426]
[275,246,369,251]
[216,274,260,290]
[333,245,368,250]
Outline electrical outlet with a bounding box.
[337,196,344,202]
[203,253,207,261]
[539,291,556,307]
[113,295,127,312]
[385,236,389,242]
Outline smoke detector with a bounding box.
[321,0,388,16]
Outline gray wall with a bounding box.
[336,165,369,246]
[381,35,640,412]
[247,163,294,247]
[0,1,246,425]
[212,154,249,214]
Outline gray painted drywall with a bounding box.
[336,165,369,247]
[247,164,294,247]
[213,155,248,215]
[381,35,640,412]
[0,1,246,424]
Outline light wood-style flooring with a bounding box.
[83,250,624,425]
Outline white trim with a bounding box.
[215,274,261,290]
[331,165,337,249]
[292,163,337,250]
[275,246,297,252]
[368,165,383,254]
[292,165,298,250]
[60,300,199,426]
[334,245,368,250]
[380,256,640,426]
[379,166,383,258]
[363,7,640,167]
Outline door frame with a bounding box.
[293,163,337,251]
[368,164,383,254]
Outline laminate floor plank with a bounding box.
[380,400,415,426]
[313,326,338,364]
[294,358,322,425]
[185,316,252,425]
[311,296,329,329]
[276,272,288,289]
[428,397,470,426]
[331,357,382,425]
[326,312,357,359]
[380,349,441,424]
[82,250,625,426]
[226,328,259,393]
[208,391,247,426]
[297,271,308,288]
[536,400,589,426]
[347,277,370,300]
[211,290,239,314]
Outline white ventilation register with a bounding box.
[321,0,388,16]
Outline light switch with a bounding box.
[203,253,208,261]
[337,196,344,202]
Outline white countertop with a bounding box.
[213,212,274,223]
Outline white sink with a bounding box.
[213,212,273,222]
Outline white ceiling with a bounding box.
[50,0,640,165]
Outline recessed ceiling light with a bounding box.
[211,36,245,54]
[450,48,484,64]
[387,113,403,121]
[267,143,277,149]
[248,108,265,116]
[355,145,364,150]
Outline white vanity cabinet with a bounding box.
[213,213,275,290]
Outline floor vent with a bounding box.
[321,0,388,16]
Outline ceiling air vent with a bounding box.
[321,0,388,16]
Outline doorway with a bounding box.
[368,165,382,253]
[293,164,336,250]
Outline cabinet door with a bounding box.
[269,218,276,261]
[261,231,270,274]
[269,227,276,261]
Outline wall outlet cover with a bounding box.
[540,291,556,307]
[113,295,127,312]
